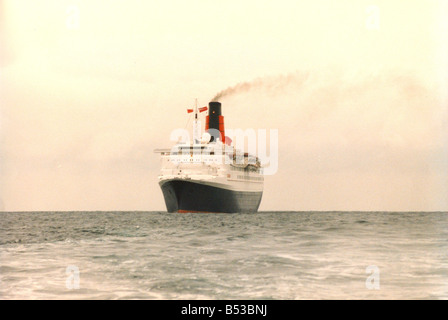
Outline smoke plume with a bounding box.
[211,72,309,101]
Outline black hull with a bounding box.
[160,180,263,213]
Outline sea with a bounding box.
[0,211,447,300]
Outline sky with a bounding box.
[1,0,447,211]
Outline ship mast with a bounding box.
[192,98,201,144]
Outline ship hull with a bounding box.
[159,179,263,213]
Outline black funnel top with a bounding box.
[209,102,222,116]
[208,102,222,131]
[208,102,222,142]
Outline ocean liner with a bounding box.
[154,101,263,213]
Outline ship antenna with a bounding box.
[193,98,200,144]
[195,98,198,120]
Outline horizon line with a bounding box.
[1,210,447,213]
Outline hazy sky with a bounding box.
[1,0,447,211]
